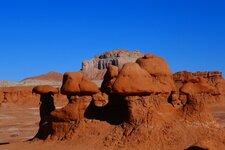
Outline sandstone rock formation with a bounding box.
[0,86,67,107]
[60,72,99,95]
[32,85,59,95]
[32,85,58,139]
[31,53,225,150]
[81,49,144,80]
[173,71,225,104]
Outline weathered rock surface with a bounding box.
[60,72,99,95]
[29,52,225,150]
[0,86,67,107]
[173,71,225,104]
[81,49,144,80]
[32,85,59,95]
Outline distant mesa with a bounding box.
[81,49,144,80]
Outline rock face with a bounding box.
[0,86,67,107]
[173,71,225,104]
[81,49,144,80]
[32,85,59,95]
[32,53,225,150]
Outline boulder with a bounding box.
[101,65,119,94]
[136,54,176,91]
[112,62,174,95]
[112,63,157,95]
[136,54,172,76]
[61,72,99,95]
[32,85,58,95]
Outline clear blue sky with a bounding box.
[0,0,225,81]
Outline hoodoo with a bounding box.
[31,53,225,150]
[32,85,58,139]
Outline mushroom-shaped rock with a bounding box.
[92,92,109,107]
[32,85,58,95]
[136,54,172,76]
[101,65,119,94]
[136,54,176,91]
[32,85,57,140]
[112,63,159,95]
[61,72,99,95]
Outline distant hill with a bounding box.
[0,72,63,87]
[22,72,63,82]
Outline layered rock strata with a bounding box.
[81,49,144,80]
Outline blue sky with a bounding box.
[0,0,225,81]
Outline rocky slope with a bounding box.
[14,53,224,150]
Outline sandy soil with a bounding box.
[0,103,224,150]
[0,104,39,144]
[209,103,225,127]
[0,103,67,144]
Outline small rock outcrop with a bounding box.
[81,49,144,80]
[32,85,58,139]
[60,72,99,95]
[173,71,225,104]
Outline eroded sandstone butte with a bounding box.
[31,53,225,150]
[81,49,144,80]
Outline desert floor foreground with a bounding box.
[0,103,225,150]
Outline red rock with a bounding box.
[189,139,217,150]
[112,63,157,95]
[5,51,224,150]
[101,65,119,94]
[136,54,176,91]
[61,72,99,95]
[0,86,67,107]
[92,92,109,107]
[180,79,220,95]
[32,85,58,95]
[136,54,172,76]
[51,96,92,122]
